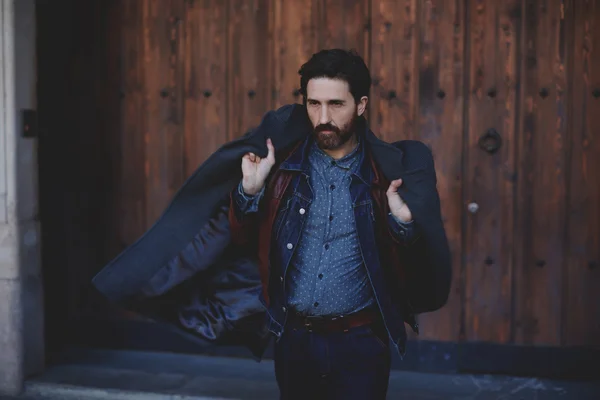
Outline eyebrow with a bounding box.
[307,98,346,104]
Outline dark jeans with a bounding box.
[274,321,391,400]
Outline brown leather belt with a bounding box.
[286,306,381,334]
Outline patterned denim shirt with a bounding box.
[235,139,416,317]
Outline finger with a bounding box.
[386,179,403,195]
[266,138,276,163]
[248,153,257,163]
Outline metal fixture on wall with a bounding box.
[478,128,502,154]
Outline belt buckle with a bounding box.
[304,318,313,333]
[332,314,349,333]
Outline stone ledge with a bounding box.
[24,382,230,400]
[15,348,600,400]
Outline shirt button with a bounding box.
[324,244,330,250]
[330,184,336,190]
[299,208,306,215]
[318,273,323,279]
[314,302,319,307]
[329,215,333,221]
[287,243,293,250]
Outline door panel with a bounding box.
[183,0,228,176]
[36,0,600,359]
[271,0,321,107]
[321,0,370,56]
[565,0,600,347]
[412,0,466,342]
[513,0,570,346]
[227,0,274,138]
[369,0,419,143]
[463,0,520,343]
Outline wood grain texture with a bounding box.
[369,0,419,143]
[514,0,569,346]
[463,0,520,344]
[35,0,600,350]
[99,0,126,261]
[272,0,320,107]
[120,1,149,246]
[413,0,465,342]
[142,0,186,225]
[565,0,600,346]
[183,0,228,176]
[321,0,370,57]
[227,0,273,138]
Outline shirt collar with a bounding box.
[310,137,361,171]
[280,125,372,186]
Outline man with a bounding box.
[92,49,450,400]
[227,49,449,399]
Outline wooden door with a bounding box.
[463,0,520,345]
[36,0,600,369]
[462,0,600,349]
[369,0,465,345]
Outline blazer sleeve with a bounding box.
[228,185,261,247]
[395,141,452,314]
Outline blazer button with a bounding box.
[287,243,293,250]
[299,208,306,215]
[280,276,284,282]
[282,306,287,312]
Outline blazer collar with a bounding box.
[259,104,405,183]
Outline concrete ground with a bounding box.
[4,348,600,399]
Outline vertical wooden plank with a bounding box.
[463,0,520,343]
[413,0,465,342]
[120,0,148,246]
[321,0,370,59]
[565,0,600,346]
[227,0,273,138]
[98,0,125,261]
[183,0,228,176]
[272,0,320,107]
[143,0,186,224]
[513,0,569,346]
[369,0,419,143]
[69,0,125,319]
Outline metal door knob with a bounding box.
[468,202,479,213]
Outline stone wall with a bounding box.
[0,0,43,395]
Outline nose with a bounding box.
[319,105,331,125]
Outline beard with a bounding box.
[312,114,359,150]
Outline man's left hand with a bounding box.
[386,179,413,222]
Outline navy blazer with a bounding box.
[91,103,452,359]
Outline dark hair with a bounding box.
[298,49,371,104]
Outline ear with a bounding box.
[357,96,368,116]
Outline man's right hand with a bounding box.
[241,138,276,196]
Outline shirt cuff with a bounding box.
[234,180,265,214]
[387,212,419,245]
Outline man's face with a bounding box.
[305,78,368,150]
